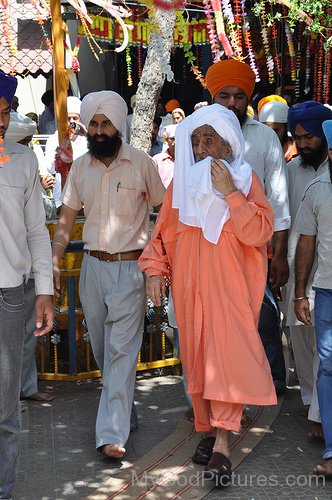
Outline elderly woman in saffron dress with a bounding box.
[138,104,277,485]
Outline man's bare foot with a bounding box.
[308,422,324,441]
[299,404,310,417]
[24,392,55,402]
[100,444,126,458]
[314,458,332,476]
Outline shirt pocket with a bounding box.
[0,184,25,214]
[113,187,140,221]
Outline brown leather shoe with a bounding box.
[203,451,232,486]
[192,436,215,465]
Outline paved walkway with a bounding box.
[14,366,332,500]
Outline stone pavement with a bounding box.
[14,367,332,500]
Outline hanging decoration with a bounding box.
[240,0,260,81]
[259,1,275,83]
[176,11,206,88]
[284,21,296,81]
[210,0,233,57]
[0,137,10,167]
[202,0,222,62]
[221,0,242,57]
[125,45,133,86]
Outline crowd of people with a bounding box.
[1,57,332,498]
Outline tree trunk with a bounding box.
[130,9,176,152]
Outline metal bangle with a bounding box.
[293,296,308,302]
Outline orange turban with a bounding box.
[205,60,256,99]
[257,95,288,117]
[165,99,181,112]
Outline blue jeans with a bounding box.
[314,288,332,460]
[0,284,26,499]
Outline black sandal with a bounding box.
[192,436,215,465]
[203,451,232,487]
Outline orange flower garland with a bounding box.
[0,137,10,167]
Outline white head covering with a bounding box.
[80,90,128,137]
[259,101,289,124]
[172,103,252,244]
[164,124,177,138]
[67,96,81,115]
[6,111,37,143]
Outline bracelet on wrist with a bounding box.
[52,241,66,249]
[293,296,308,302]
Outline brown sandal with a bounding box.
[192,436,215,465]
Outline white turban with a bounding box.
[80,90,128,137]
[259,101,289,124]
[67,96,81,115]
[172,103,252,244]
[6,111,36,143]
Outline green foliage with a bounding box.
[252,0,332,48]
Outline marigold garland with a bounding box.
[259,1,274,83]
[240,0,260,81]
[221,0,242,58]
[0,137,10,167]
[210,0,233,57]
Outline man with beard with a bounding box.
[0,71,54,498]
[139,104,276,485]
[258,98,298,163]
[294,119,332,477]
[282,101,332,438]
[205,60,290,398]
[51,91,165,459]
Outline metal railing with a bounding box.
[37,238,181,381]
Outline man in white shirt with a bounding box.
[44,96,88,208]
[294,119,332,476]
[0,71,54,499]
[283,101,332,434]
[205,60,291,395]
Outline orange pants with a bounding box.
[191,393,243,432]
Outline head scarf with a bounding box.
[164,124,177,138]
[165,99,180,112]
[322,120,332,148]
[205,60,256,99]
[0,72,18,106]
[173,103,252,244]
[288,100,332,139]
[257,95,287,117]
[80,90,128,137]
[172,107,185,118]
[259,101,289,124]
[67,96,81,115]
[6,111,36,143]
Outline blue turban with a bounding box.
[0,71,18,106]
[288,100,332,139]
[322,120,332,148]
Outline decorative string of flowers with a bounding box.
[210,0,233,57]
[323,46,331,103]
[314,33,324,101]
[240,0,260,81]
[304,30,311,95]
[221,0,242,58]
[29,0,52,53]
[259,1,275,83]
[176,11,206,87]
[0,4,17,56]
[202,0,222,62]
[232,0,243,57]
[284,21,296,81]
[294,30,302,99]
[125,46,133,86]
[0,137,10,167]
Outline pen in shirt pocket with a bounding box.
[116,181,121,192]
